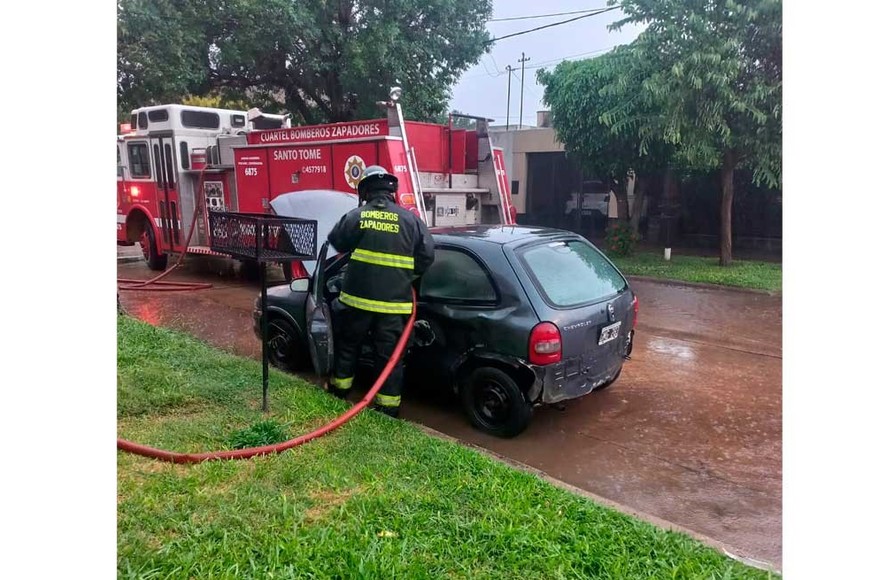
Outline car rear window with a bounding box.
[520,240,626,307]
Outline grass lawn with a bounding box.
[117,316,775,579]
[608,251,782,292]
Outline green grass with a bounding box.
[118,317,775,579]
[609,251,782,292]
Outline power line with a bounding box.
[486,7,620,44]
[480,56,501,78]
[488,7,610,22]
[486,53,502,77]
[525,47,616,71]
[466,46,617,79]
[511,69,544,113]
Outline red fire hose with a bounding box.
[117,167,213,292]
[117,295,416,464]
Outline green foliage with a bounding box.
[182,91,252,111]
[610,251,782,292]
[538,48,672,184]
[539,1,781,264]
[605,221,640,257]
[449,110,478,130]
[608,0,782,188]
[117,317,774,578]
[229,419,288,449]
[118,0,493,123]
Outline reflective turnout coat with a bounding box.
[327,192,434,314]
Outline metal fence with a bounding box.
[207,210,317,262]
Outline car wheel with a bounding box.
[461,367,532,438]
[140,221,167,271]
[594,367,622,392]
[266,318,308,372]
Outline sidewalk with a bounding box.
[117,243,143,264]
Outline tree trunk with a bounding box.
[285,86,316,125]
[719,150,737,266]
[613,176,630,221]
[630,176,646,236]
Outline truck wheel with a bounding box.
[461,367,532,438]
[239,259,261,282]
[594,367,622,392]
[141,221,167,271]
[266,318,308,372]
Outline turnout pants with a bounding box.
[330,305,407,416]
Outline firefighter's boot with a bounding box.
[373,403,400,418]
[373,392,401,418]
[328,376,353,400]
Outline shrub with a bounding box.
[229,420,288,449]
[605,221,640,257]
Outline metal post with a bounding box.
[505,65,515,131]
[518,53,531,129]
[260,261,269,411]
[258,224,270,413]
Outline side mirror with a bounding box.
[290,277,311,293]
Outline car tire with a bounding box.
[461,366,532,438]
[266,317,308,372]
[594,367,622,391]
[141,221,167,271]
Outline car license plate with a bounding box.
[598,322,621,345]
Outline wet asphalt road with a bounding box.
[117,257,782,567]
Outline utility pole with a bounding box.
[504,65,516,131]
[518,52,531,128]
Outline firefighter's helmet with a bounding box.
[357,165,398,201]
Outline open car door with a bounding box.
[305,241,334,378]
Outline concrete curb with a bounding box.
[413,422,781,575]
[627,275,781,296]
[117,256,143,264]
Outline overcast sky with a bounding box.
[449,0,645,127]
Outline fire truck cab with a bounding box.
[117,94,515,273]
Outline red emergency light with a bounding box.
[130,186,140,198]
[120,123,133,134]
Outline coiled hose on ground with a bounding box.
[117,167,213,293]
[117,295,416,463]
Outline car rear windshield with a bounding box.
[519,240,626,307]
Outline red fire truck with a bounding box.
[117,93,515,274]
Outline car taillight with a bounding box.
[290,261,308,280]
[529,322,561,365]
[632,294,639,328]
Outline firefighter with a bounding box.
[326,165,435,417]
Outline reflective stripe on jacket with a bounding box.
[327,192,434,313]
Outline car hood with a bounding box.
[270,189,358,272]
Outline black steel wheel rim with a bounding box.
[268,324,291,363]
[473,379,510,426]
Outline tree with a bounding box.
[538,48,673,232]
[117,0,212,118]
[182,91,251,111]
[449,110,479,130]
[608,0,782,265]
[118,0,493,124]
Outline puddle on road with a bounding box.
[646,337,698,361]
